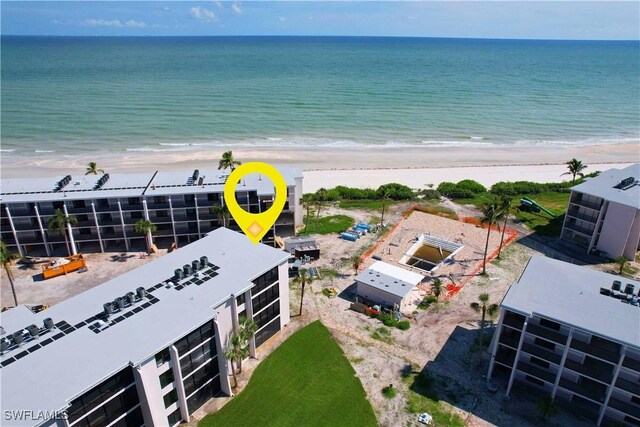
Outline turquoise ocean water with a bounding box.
[1,36,639,156]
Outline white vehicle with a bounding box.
[418,412,433,425]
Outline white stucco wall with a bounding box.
[134,355,175,426]
[278,262,290,327]
[623,209,640,260]
[597,202,638,259]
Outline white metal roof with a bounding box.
[570,163,640,209]
[355,261,424,299]
[0,228,289,425]
[502,256,640,349]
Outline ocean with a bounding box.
[1,36,639,156]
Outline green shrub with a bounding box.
[416,189,441,200]
[456,179,486,194]
[418,295,438,309]
[376,183,414,200]
[436,182,475,199]
[397,320,410,330]
[382,384,397,399]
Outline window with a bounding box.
[539,318,561,331]
[131,211,143,219]
[252,267,279,294]
[159,368,175,388]
[164,389,179,408]
[167,407,182,426]
[157,210,168,218]
[154,196,166,204]
[236,293,246,306]
[128,198,141,206]
[155,348,170,367]
[73,200,86,209]
[183,358,220,396]
[175,321,214,356]
[252,283,279,314]
[525,375,544,386]
[79,228,91,236]
[255,316,281,347]
[530,357,550,369]
[253,300,280,329]
[535,338,555,351]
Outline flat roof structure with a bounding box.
[0,228,289,423]
[570,163,640,208]
[355,261,424,299]
[0,166,303,203]
[502,256,640,348]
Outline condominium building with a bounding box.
[0,167,303,257]
[560,163,640,260]
[488,256,640,426]
[0,227,290,426]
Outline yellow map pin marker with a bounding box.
[224,162,287,244]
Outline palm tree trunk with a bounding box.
[238,356,243,374]
[3,263,18,306]
[480,306,486,348]
[299,280,306,316]
[230,360,238,388]
[304,205,310,232]
[497,214,508,259]
[381,201,386,226]
[63,228,71,256]
[482,225,492,275]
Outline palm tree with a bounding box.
[561,158,587,183]
[496,196,512,259]
[614,256,629,275]
[236,317,257,373]
[351,255,362,276]
[218,151,241,171]
[47,209,78,255]
[224,333,247,388]
[480,199,500,275]
[380,188,392,227]
[431,278,443,300]
[292,268,313,316]
[85,162,105,175]
[537,395,559,420]
[300,193,315,232]
[470,292,499,349]
[1,241,19,306]
[134,219,157,253]
[313,188,328,230]
[210,203,230,228]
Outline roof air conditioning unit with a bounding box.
[27,325,40,338]
[0,339,9,353]
[192,260,200,271]
[175,268,184,281]
[183,264,192,276]
[126,292,136,305]
[136,287,146,300]
[114,297,125,310]
[103,302,114,317]
[43,318,54,331]
[200,256,208,267]
[12,331,24,346]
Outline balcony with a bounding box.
[503,313,525,330]
[564,359,613,383]
[570,198,603,211]
[607,397,640,420]
[622,356,640,372]
[558,378,606,403]
[521,343,562,365]
[527,324,568,345]
[499,333,520,350]
[563,223,595,237]
[495,349,516,367]
[570,339,620,364]
[566,208,599,224]
[616,377,640,396]
[517,361,556,383]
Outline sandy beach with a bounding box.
[1,142,637,193]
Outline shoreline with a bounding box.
[1,142,637,192]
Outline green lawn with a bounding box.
[199,321,377,427]
[456,192,570,236]
[299,214,355,235]
[338,199,400,211]
[402,372,465,427]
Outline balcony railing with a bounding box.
[615,377,640,396]
[558,378,606,403]
[564,359,613,383]
[622,356,640,372]
[566,209,599,224]
[521,342,562,365]
[570,339,620,364]
[570,198,603,211]
[503,314,525,330]
[527,324,568,345]
[607,397,640,420]
[563,223,595,237]
[517,361,557,383]
[499,333,520,350]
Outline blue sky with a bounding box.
[2,1,639,40]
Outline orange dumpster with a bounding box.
[42,254,86,280]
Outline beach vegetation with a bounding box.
[430,278,443,299]
[402,371,465,427]
[612,256,637,276]
[84,162,105,175]
[298,214,354,236]
[480,199,501,275]
[200,321,377,427]
[437,180,486,199]
[419,295,438,309]
[496,196,512,259]
[134,219,157,253]
[47,209,78,255]
[382,384,397,399]
[379,187,392,226]
[312,188,330,229]
[291,268,312,316]
[470,293,499,350]
[1,241,19,306]
[414,188,442,200]
[218,150,241,171]
[413,205,459,220]
[300,193,315,232]
[537,396,559,421]
[562,158,588,183]
[351,254,362,275]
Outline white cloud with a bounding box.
[190,6,217,22]
[278,16,287,22]
[212,1,222,9]
[162,7,171,12]
[83,19,124,28]
[231,3,242,14]
[125,20,147,28]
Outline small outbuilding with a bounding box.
[284,236,320,259]
[354,261,424,311]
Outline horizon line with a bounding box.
[2,34,639,42]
